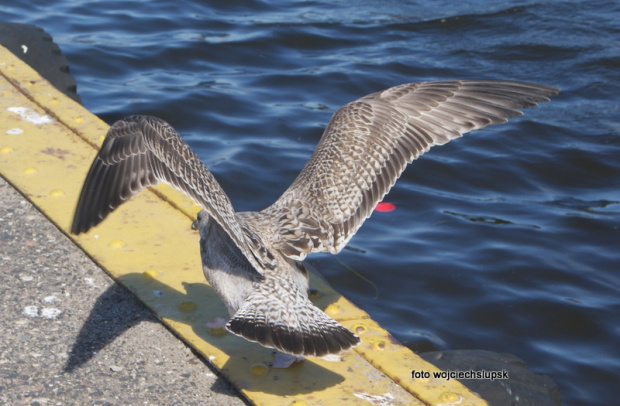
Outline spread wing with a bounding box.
[262,80,559,260]
[71,115,275,273]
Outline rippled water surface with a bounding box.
[3,1,619,404]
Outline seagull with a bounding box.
[71,80,558,357]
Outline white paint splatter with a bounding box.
[84,277,98,288]
[7,107,53,125]
[23,306,39,317]
[6,128,23,135]
[353,392,396,406]
[40,308,63,319]
[23,305,62,319]
[21,45,28,54]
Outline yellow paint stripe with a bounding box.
[0,45,486,406]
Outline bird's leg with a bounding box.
[272,352,305,369]
[206,316,228,330]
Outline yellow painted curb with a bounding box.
[0,44,487,406]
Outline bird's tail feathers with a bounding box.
[226,283,359,357]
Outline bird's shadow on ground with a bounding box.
[62,282,239,398]
[64,274,345,395]
[63,282,154,372]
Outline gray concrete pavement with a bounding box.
[0,175,246,405]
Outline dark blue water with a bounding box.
[3,1,618,404]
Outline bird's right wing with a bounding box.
[263,80,559,260]
[71,115,276,273]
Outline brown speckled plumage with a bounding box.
[72,80,558,356]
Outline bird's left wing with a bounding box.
[71,115,275,273]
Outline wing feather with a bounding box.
[263,80,559,260]
[71,115,275,273]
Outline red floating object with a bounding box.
[375,202,396,212]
